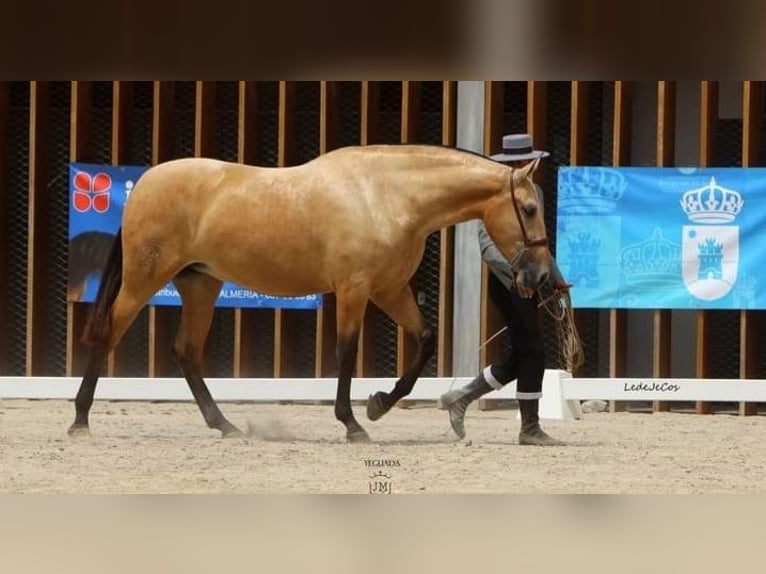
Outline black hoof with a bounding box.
[366,392,389,421]
[67,423,91,438]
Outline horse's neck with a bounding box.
[408,162,506,234]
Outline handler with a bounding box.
[440,133,572,446]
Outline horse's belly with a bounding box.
[200,256,332,297]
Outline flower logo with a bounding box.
[73,171,111,213]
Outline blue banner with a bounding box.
[556,167,766,310]
[68,162,322,309]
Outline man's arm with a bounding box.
[477,222,515,282]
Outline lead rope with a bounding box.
[536,282,584,373]
[442,324,509,394]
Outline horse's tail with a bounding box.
[81,228,123,346]
[68,231,116,298]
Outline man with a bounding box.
[440,133,570,446]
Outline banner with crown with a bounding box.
[556,167,765,310]
[68,163,322,309]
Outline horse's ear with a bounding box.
[512,158,540,184]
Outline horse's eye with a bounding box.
[522,203,537,217]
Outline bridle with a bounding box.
[505,169,549,271]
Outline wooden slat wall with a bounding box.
[66,81,92,377]
[695,81,719,415]
[314,81,340,378]
[108,81,131,377]
[233,81,274,378]
[356,81,380,377]
[148,81,176,377]
[437,81,457,376]
[396,81,420,375]
[27,82,50,376]
[273,81,300,378]
[479,81,506,369]
[0,83,9,373]
[608,81,630,412]
[3,81,762,416]
[652,81,674,412]
[739,81,763,416]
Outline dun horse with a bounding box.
[69,145,552,442]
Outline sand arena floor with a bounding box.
[1,398,765,493]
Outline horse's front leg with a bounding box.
[334,285,371,442]
[366,286,435,421]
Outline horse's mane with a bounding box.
[322,143,501,168]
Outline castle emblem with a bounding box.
[567,231,601,287]
[680,177,742,301]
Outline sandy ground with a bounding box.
[1,398,765,493]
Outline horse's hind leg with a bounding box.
[172,269,241,438]
[366,285,435,421]
[68,291,148,436]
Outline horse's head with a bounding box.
[483,158,551,295]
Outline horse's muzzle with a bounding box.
[515,264,549,294]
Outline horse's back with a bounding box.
[117,146,490,296]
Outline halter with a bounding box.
[505,169,549,271]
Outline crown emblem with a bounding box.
[620,228,681,286]
[679,177,743,224]
[558,167,627,214]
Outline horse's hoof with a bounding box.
[67,424,91,438]
[347,428,371,443]
[366,392,389,421]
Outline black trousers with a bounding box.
[486,272,545,397]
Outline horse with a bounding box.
[68,231,117,301]
[68,144,552,442]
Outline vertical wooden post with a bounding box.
[653,81,674,412]
[66,81,93,377]
[479,81,506,369]
[695,81,718,415]
[233,81,261,378]
[739,80,762,416]
[397,81,421,375]
[194,81,216,156]
[609,82,631,409]
[0,83,9,373]
[147,81,175,377]
[315,81,340,377]
[437,80,457,376]
[193,81,222,374]
[27,82,50,376]
[108,80,134,377]
[356,81,380,376]
[273,81,298,377]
